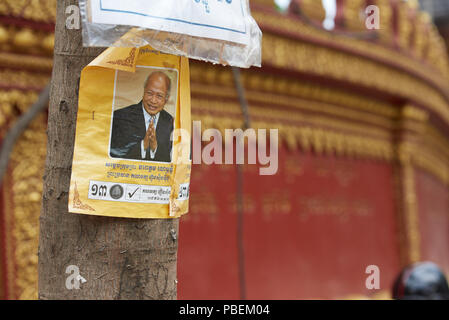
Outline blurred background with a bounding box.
[0,0,448,300]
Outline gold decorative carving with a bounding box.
[0,24,55,57]
[398,160,422,264]
[228,193,257,215]
[397,2,413,50]
[72,182,95,211]
[252,4,449,82]
[260,33,449,126]
[262,191,291,220]
[193,104,394,161]
[402,105,429,122]
[192,84,396,130]
[7,113,48,300]
[193,98,393,139]
[0,69,49,88]
[184,192,218,222]
[190,64,399,119]
[376,0,394,45]
[297,196,373,222]
[296,0,326,22]
[410,145,449,186]
[0,90,40,132]
[107,48,137,68]
[0,52,53,72]
[0,0,57,22]
[2,170,16,299]
[343,0,365,32]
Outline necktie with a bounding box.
[147,115,156,159]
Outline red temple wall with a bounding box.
[178,147,401,299]
[415,169,449,273]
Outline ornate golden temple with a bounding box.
[1,0,449,299]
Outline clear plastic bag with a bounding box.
[79,0,262,68]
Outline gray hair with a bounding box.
[144,71,171,98]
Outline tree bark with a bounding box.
[38,0,179,300]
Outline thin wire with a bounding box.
[0,84,50,184]
[232,67,250,300]
[232,67,251,130]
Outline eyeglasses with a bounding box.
[144,91,167,101]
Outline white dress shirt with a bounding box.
[141,103,160,159]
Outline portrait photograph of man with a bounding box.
[109,67,178,163]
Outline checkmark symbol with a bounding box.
[128,187,140,198]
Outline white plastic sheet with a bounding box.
[79,0,262,68]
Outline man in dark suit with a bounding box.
[110,71,174,162]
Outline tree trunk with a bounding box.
[38,0,179,300]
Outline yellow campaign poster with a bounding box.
[69,45,191,218]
